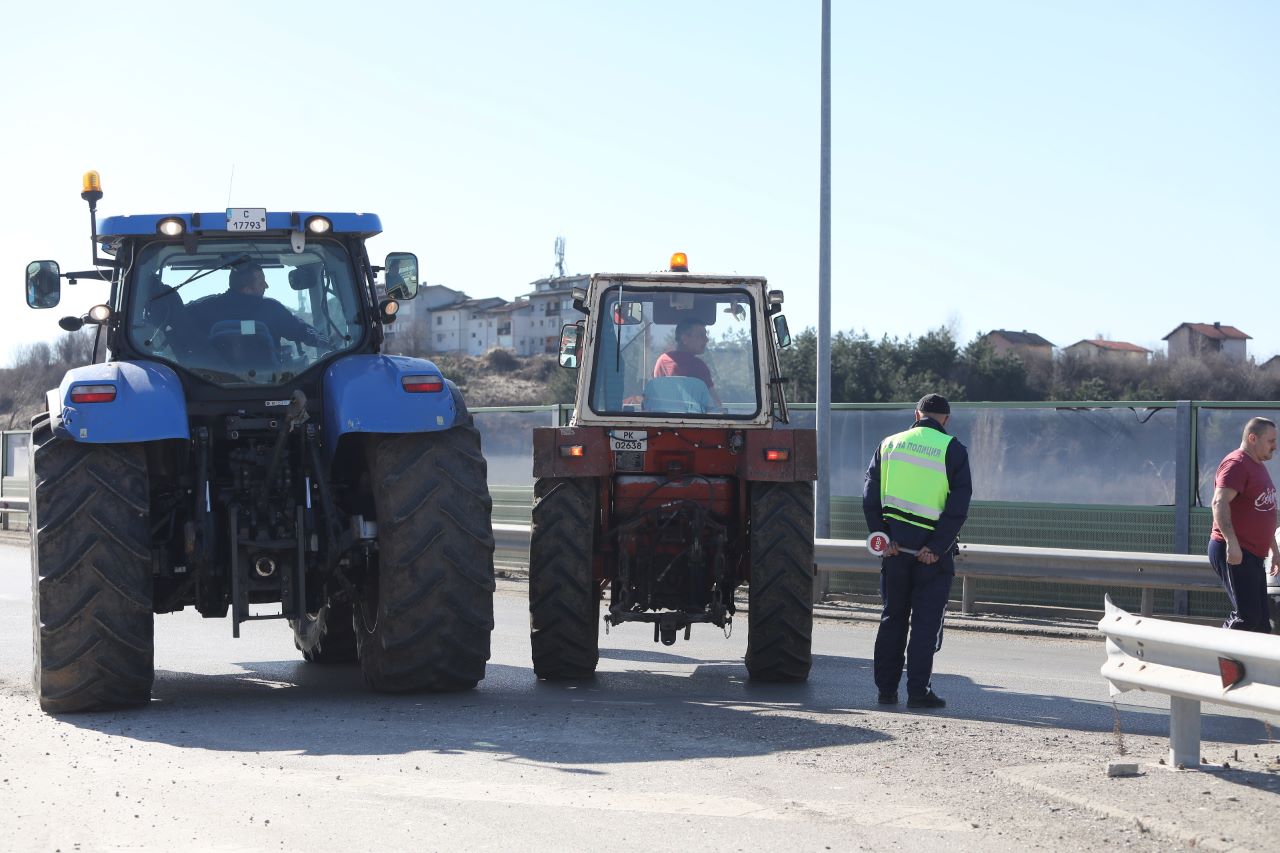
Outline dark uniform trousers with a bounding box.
[874,549,954,697]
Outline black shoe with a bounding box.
[907,691,946,709]
[877,692,898,705]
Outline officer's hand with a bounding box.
[1227,542,1243,566]
[916,545,939,565]
[884,541,900,558]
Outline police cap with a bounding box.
[916,394,951,416]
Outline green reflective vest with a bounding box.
[879,425,954,530]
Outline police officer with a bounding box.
[863,394,972,709]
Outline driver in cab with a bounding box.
[653,319,724,409]
[190,261,330,350]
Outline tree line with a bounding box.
[777,328,1280,403]
[0,331,97,429]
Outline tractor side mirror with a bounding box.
[384,252,419,300]
[773,314,791,348]
[559,323,582,369]
[26,260,61,309]
[612,301,643,325]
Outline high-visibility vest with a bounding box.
[879,425,954,530]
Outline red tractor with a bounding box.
[529,254,816,681]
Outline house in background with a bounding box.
[979,330,1055,360]
[1163,322,1250,361]
[1062,339,1152,364]
[516,274,589,356]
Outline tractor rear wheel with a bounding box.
[529,477,599,679]
[31,420,154,712]
[356,421,495,691]
[745,481,814,682]
[292,600,357,663]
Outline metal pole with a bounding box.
[1168,696,1201,769]
[1173,400,1193,616]
[814,0,833,603]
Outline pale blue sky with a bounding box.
[3,1,1277,363]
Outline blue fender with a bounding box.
[323,354,458,457]
[51,361,190,443]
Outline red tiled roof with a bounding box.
[1162,323,1250,341]
[1070,339,1150,353]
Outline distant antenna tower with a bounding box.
[554,236,566,278]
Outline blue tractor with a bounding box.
[24,172,495,712]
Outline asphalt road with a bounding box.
[1,541,1277,852]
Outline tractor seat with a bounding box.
[642,376,712,414]
[208,319,281,374]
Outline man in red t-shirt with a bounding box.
[652,320,723,409]
[1208,416,1279,633]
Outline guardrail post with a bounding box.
[1168,696,1201,768]
[1140,588,1154,617]
[961,576,975,615]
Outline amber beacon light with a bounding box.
[669,252,689,272]
[81,170,103,201]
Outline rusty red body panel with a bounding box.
[533,426,817,482]
[612,475,736,523]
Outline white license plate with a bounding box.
[610,430,648,451]
[227,207,267,232]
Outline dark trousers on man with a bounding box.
[1207,539,1273,633]
[874,552,955,697]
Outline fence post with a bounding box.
[1173,401,1193,616]
[1140,587,1155,617]
[1168,696,1201,768]
[961,576,975,615]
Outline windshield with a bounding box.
[127,239,366,386]
[588,286,760,419]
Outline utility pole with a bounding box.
[815,0,833,600]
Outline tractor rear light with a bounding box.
[157,218,185,236]
[764,448,790,462]
[88,304,112,323]
[306,216,332,234]
[559,445,585,458]
[70,384,116,404]
[1219,657,1246,689]
[402,375,444,393]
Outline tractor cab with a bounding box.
[558,255,793,428]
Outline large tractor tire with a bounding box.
[356,419,495,692]
[529,477,599,679]
[30,420,154,712]
[745,481,814,682]
[291,600,357,663]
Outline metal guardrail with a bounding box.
[1099,596,1280,768]
[0,497,28,531]
[493,524,1220,614]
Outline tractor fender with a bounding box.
[51,361,190,443]
[322,354,457,456]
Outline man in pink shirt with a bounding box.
[1208,416,1279,633]
[653,320,723,409]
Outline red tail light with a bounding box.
[764,448,790,462]
[559,445,585,458]
[70,384,116,404]
[402,375,444,393]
